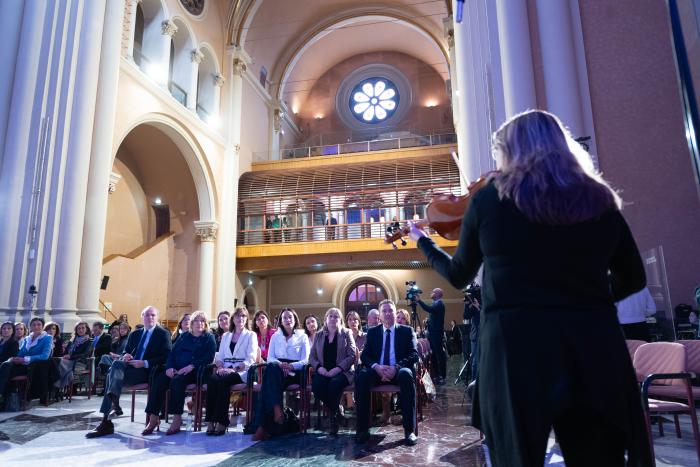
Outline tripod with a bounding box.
[409,301,420,329]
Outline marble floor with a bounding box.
[0,357,697,466]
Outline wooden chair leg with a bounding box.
[674,415,682,438]
[645,411,656,462]
[658,416,664,437]
[131,390,136,423]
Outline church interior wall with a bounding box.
[292,51,453,147]
[578,0,700,305]
[240,77,271,169]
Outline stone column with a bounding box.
[157,19,177,86]
[215,49,248,312]
[0,0,44,322]
[77,0,126,324]
[52,0,108,330]
[496,0,537,117]
[451,0,496,183]
[195,220,218,317]
[125,0,142,61]
[188,48,203,111]
[213,72,225,117]
[535,0,584,135]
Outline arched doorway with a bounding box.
[344,280,387,321]
[102,123,209,326]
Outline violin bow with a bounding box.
[451,151,471,188]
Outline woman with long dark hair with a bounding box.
[0,322,18,362]
[411,110,652,466]
[252,310,275,361]
[213,311,230,346]
[55,321,92,390]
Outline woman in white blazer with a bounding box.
[252,307,310,440]
[204,306,258,435]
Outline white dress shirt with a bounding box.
[616,288,656,324]
[267,329,310,370]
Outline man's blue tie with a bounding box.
[135,330,148,360]
[382,329,391,366]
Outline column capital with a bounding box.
[232,58,247,76]
[214,72,225,87]
[108,171,122,194]
[191,48,204,64]
[161,19,178,37]
[194,220,218,242]
[273,106,283,132]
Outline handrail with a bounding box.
[99,299,119,323]
[102,231,175,264]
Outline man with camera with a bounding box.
[463,285,481,381]
[416,288,447,385]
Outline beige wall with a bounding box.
[579,1,700,306]
[247,268,468,330]
[240,78,271,169]
[105,156,149,257]
[292,51,453,147]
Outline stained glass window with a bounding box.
[349,77,399,123]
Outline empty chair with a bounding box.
[626,339,646,361]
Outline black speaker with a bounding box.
[100,275,110,290]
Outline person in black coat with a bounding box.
[0,322,19,362]
[410,110,652,467]
[354,299,419,446]
[90,322,112,361]
[86,306,172,438]
[416,288,447,383]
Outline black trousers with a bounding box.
[621,322,650,342]
[146,371,197,416]
[355,366,415,433]
[311,372,349,413]
[428,332,447,379]
[253,362,302,428]
[205,371,243,426]
[0,362,28,397]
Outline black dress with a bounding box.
[417,182,652,467]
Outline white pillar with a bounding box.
[195,220,217,318]
[125,0,142,61]
[452,0,496,183]
[496,0,537,117]
[0,0,25,174]
[188,48,203,111]
[215,49,247,312]
[0,0,48,321]
[535,0,584,136]
[77,0,126,324]
[51,0,107,330]
[157,19,177,86]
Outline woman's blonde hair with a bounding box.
[189,311,209,331]
[323,307,345,331]
[492,109,621,225]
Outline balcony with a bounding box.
[253,128,456,162]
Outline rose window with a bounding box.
[350,78,399,123]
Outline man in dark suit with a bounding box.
[417,288,447,384]
[90,322,112,362]
[355,299,419,445]
[86,306,172,438]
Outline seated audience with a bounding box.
[0,322,19,362]
[345,311,366,353]
[252,307,310,440]
[99,322,130,378]
[0,317,53,404]
[14,322,27,342]
[205,307,258,435]
[55,321,92,390]
[90,322,112,361]
[309,308,357,435]
[355,299,419,446]
[115,322,131,353]
[142,310,215,436]
[253,310,275,361]
[172,313,191,344]
[108,325,120,348]
[213,311,230,346]
[362,309,380,332]
[44,322,64,357]
[303,314,319,344]
[396,308,411,326]
[86,306,171,438]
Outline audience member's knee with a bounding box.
[397,367,414,382]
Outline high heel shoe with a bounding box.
[142,416,160,435]
[165,421,182,436]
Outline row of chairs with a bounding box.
[627,340,700,464]
[117,337,434,435]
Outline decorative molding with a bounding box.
[191,48,204,64]
[273,107,282,132]
[232,58,247,76]
[108,172,122,194]
[194,220,218,242]
[213,72,225,87]
[161,19,178,37]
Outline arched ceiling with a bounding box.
[228,0,451,105]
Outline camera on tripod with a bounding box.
[405,281,423,302]
[463,281,481,306]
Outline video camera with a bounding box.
[405,281,423,303]
[463,281,481,304]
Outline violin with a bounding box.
[385,171,496,249]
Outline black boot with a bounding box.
[329,411,339,435]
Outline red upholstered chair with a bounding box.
[634,342,700,464]
[626,339,646,361]
[647,340,700,403]
[123,383,150,423]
